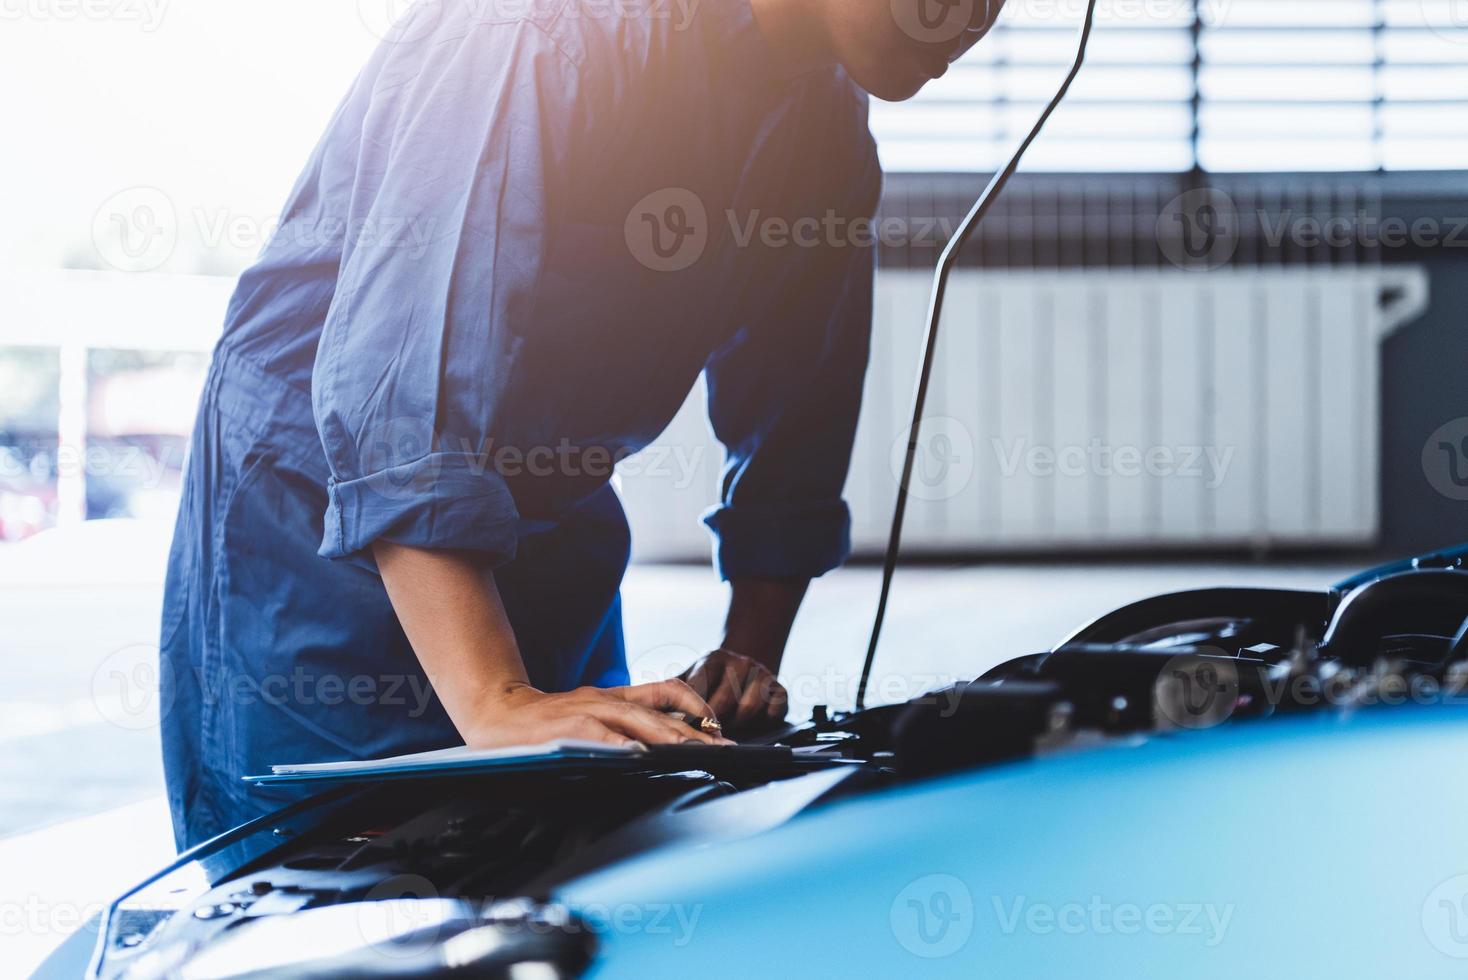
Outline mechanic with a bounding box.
[160,0,1002,847]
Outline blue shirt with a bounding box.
[218,0,880,580]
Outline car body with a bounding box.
[35,543,1468,978]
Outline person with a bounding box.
[160,0,1002,848]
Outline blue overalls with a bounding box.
[160,0,879,850]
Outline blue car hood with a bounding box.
[559,705,1468,978]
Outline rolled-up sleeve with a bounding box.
[702,205,877,581]
[311,17,580,568]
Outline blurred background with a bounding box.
[1,0,1465,967]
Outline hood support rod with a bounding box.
[855,0,1100,711]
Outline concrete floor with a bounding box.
[0,520,1364,973]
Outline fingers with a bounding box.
[619,678,716,721]
[705,667,744,720]
[562,715,643,750]
[613,655,788,739]
[766,677,790,721]
[591,701,725,746]
[735,668,785,725]
[699,654,785,728]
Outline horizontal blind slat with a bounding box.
[872,5,1468,173]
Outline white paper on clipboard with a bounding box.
[249,739,639,784]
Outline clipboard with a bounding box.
[246,739,861,787]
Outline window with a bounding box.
[870,0,1468,173]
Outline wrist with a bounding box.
[722,576,808,672]
[484,680,539,704]
[461,681,542,746]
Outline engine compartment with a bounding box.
[91,547,1468,979]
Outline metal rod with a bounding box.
[854,0,1100,711]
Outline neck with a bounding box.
[747,0,834,78]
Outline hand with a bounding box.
[464,679,734,750]
[680,649,789,734]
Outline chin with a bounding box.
[849,65,929,102]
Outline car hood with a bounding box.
[560,703,1468,978]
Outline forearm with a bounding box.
[373,540,528,742]
[720,576,810,673]
[375,541,730,748]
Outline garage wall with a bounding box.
[621,172,1468,562]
